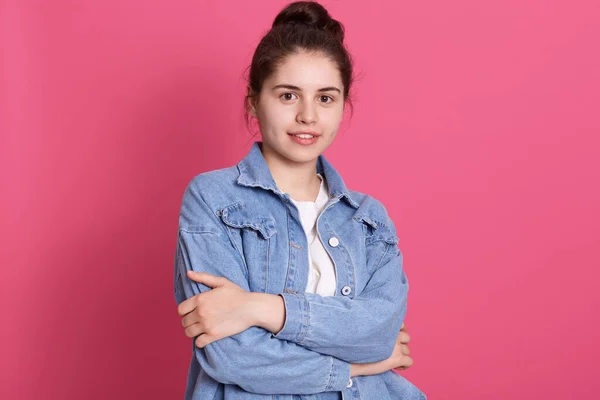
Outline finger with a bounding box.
[398,331,411,344]
[400,322,406,331]
[195,334,215,348]
[396,330,410,344]
[177,296,198,317]
[187,271,227,288]
[401,344,411,355]
[181,311,201,329]
[395,356,413,370]
[184,323,203,339]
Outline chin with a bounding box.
[277,148,314,163]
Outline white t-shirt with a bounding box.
[290,174,337,297]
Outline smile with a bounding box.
[288,131,320,138]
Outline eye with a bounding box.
[280,93,298,101]
[319,95,334,104]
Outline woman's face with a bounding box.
[250,50,345,165]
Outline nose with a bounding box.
[296,99,318,125]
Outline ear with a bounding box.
[246,86,258,118]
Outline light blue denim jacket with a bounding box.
[174,142,426,400]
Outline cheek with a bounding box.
[261,104,294,130]
[322,108,344,131]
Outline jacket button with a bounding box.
[341,285,352,296]
[328,237,340,247]
[346,378,353,388]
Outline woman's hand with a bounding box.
[177,271,254,348]
[350,322,413,377]
[392,322,413,371]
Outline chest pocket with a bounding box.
[355,215,399,279]
[218,201,277,293]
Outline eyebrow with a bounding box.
[271,84,341,94]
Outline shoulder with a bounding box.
[184,166,240,196]
[179,166,240,231]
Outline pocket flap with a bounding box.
[355,216,399,245]
[218,201,277,239]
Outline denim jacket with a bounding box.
[174,142,426,400]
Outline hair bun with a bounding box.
[272,1,345,44]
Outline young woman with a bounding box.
[174,2,426,399]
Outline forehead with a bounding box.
[268,51,343,89]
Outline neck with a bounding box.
[260,142,322,201]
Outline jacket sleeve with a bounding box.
[273,202,408,364]
[174,179,351,395]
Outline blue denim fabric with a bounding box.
[174,142,426,400]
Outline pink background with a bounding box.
[2,0,599,399]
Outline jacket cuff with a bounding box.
[326,357,352,391]
[272,292,309,343]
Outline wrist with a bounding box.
[247,293,286,333]
[246,292,265,327]
[350,358,392,378]
[350,363,364,378]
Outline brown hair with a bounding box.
[245,1,354,122]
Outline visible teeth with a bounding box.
[294,134,315,139]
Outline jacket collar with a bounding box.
[236,142,359,209]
